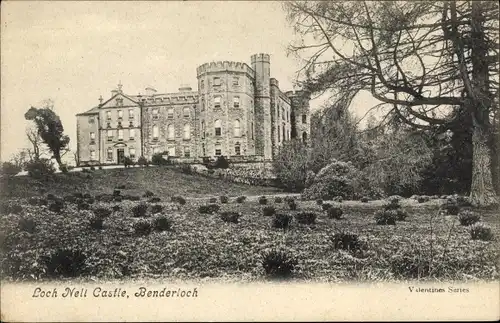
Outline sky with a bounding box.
[0,0,377,162]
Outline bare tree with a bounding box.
[284,0,499,206]
[26,126,44,161]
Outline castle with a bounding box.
[75,53,311,166]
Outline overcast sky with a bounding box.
[0,1,376,162]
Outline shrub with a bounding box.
[273,140,309,192]
[143,190,155,198]
[295,212,317,225]
[263,206,276,217]
[333,196,343,203]
[470,223,494,241]
[19,217,36,233]
[137,156,149,167]
[288,200,297,210]
[90,166,96,171]
[316,199,323,205]
[209,197,218,203]
[322,203,332,211]
[42,248,87,278]
[1,162,21,176]
[112,205,121,212]
[152,152,169,166]
[360,196,369,203]
[302,160,357,200]
[417,196,429,203]
[236,196,247,203]
[133,220,152,235]
[113,195,123,202]
[115,185,126,190]
[458,210,480,226]
[89,217,104,230]
[213,155,229,169]
[59,164,69,173]
[93,207,112,218]
[77,201,90,210]
[258,196,268,205]
[331,232,362,252]
[98,166,103,170]
[198,204,220,214]
[327,206,343,219]
[113,189,121,197]
[28,197,43,206]
[284,196,295,203]
[123,157,134,168]
[395,209,409,221]
[383,201,401,211]
[148,197,161,203]
[48,199,65,213]
[131,203,149,217]
[180,164,192,174]
[220,211,241,224]
[274,196,283,203]
[444,201,460,215]
[261,248,298,278]
[171,196,186,205]
[153,216,173,231]
[25,158,55,179]
[374,210,397,225]
[151,204,164,214]
[220,195,229,204]
[272,213,292,230]
[456,195,472,207]
[390,251,431,279]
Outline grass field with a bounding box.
[1,171,498,282]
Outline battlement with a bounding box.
[196,61,254,77]
[251,53,270,63]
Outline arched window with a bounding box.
[183,124,191,140]
[167,124,175,140]
[302,132,308,142]
[234,119,241,137]
[152,125,159,140]
[214,119,221,136]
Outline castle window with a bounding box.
[233,77,239,86]
[201,121,205,138]
[88,116,95,124]
[167,124,175,140]
[214,96,221,108]
[167,108,174,119]
[215,143,222,156]
[152,108,159,120]
[90,150,96,160]
[183,107,190,118]
[107,129,113,141]
[90,132,95,142]
[214,119,222,136]
[251,122,254,140]
[302,132,308,142]
[129,148,136,159]
[118,129,124,141]
[107,122,111,128]
[128,108,134,119]
[200,80,205,89]
[184,146,191,158]
[202,143,206,156]
[129,129,135,140]
[129,121,134,127]
[117,121,122,128]
[235,143,241,156]
[302,114,307,124]
[106,111,112,120]
[118,110,123,119]
[282,123,286,142]
[234,119,241,137]
[168,146,176,157]
[278,125,281,142]
[183,124,191,140]
[233,97,240,108]
[107,148,113,160]
[282,107,285,120]
[213,77,221,86]
[201,97,205,111]
[152,125,159,140]
[277,105,280,118]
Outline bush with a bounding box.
[209,197,218,203]
[25,158,55,179]
[327,206,343,219]
[180,164,192,174]
[93,207,112,218]
[444,201,460,215]
[213,155,229,169]
[331,232,362,252]
[143,190,155,198]
[263,206,276,217]
[360,196,369,203]
[395,209,409,221]
[148,197,161,203]
[236,196,246,203]
[469,223,494,241]
[220,195,229,204]
[390,251,431,279]
[77,201,90,210]
[42,248,88,278]
[333,196,343,203]
[295,212,317,225]
[288,200,297,210]
[383,200,401,211]
[153,216,173,231]
[322,203,332,211]
[48,199,65,213]
[456,195,472,207]
[274,196,283,203]
[113,189,121,197]
[137,156,149,167]
[220,211,241,224]
[458,210,480,226]
[171,196,186,205]
[151,204,164,214]
[261,248,298,278]
[272,213,292,230]
[316,199,323,205]
[98,166,103,170]
[123,157,134,168]
[302,160,357,200]
[374,210,397,225]
[134,220,152,235]
[152,152,169,166]
[19,217,36,233]
[273,140,309,192]
[417,196,430,203]
[1,162,21,176]
[89,217,104,230]
[198,204,220,214]
[112,205,121,212]
[131,203,149,217]
[258,196,268,205]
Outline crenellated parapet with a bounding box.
[196,61,255,78]
[251,53,271,63]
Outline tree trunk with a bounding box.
[470,124,499,207]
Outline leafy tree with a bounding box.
[0,162,21,176]
[284,1,499,206]
[24,105,70,168]
[273,139,310,191]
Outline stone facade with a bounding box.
[76,53,311,166]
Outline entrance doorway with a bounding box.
[117,148,125,164]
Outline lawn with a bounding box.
[0,185,498,283]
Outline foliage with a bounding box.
[443,201,460,215]
[144,190,155,198]
[316,199,323,205]
[418,196,430,203]
[220,212,242,224]
[374,210,397,225]
[295,212,317,225]
[302,159,357,200]
[326,206,343,219]
[198,204,220,214]
[153,216,173,231]
[272,213,292,230]
[171,196,186,205]
[148,197,161,203]
[137,156,149,167]
[48,199,65,213]
[123,157,134,168]
[262,206,276,217]
[273,139,310,192]
[274,196,283,203]
[458,210,480,226]
[258,196,268,205]
[93,207,112,219]
[131,203,149,217]
[42,248,88,278]
[360,197,369,203]
[1,162,21,176]
[331,232,363,252]
[19,217,36,233]
[322,203,332,211]
[151,152,170,166]
[151,204,164,214]
[89,217,104,230]
[469,223,494,241]
[261,248,298,279]
[133,220,152,235]
[236,196,247,203]
[25,158,55,179]
[213,156,229,169]
[390,251,432,279]
[209,197,218,204]
[288,200,297,210]
[220,196,229,204]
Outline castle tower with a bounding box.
[286,90,311,144]
[251,53,273,160]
